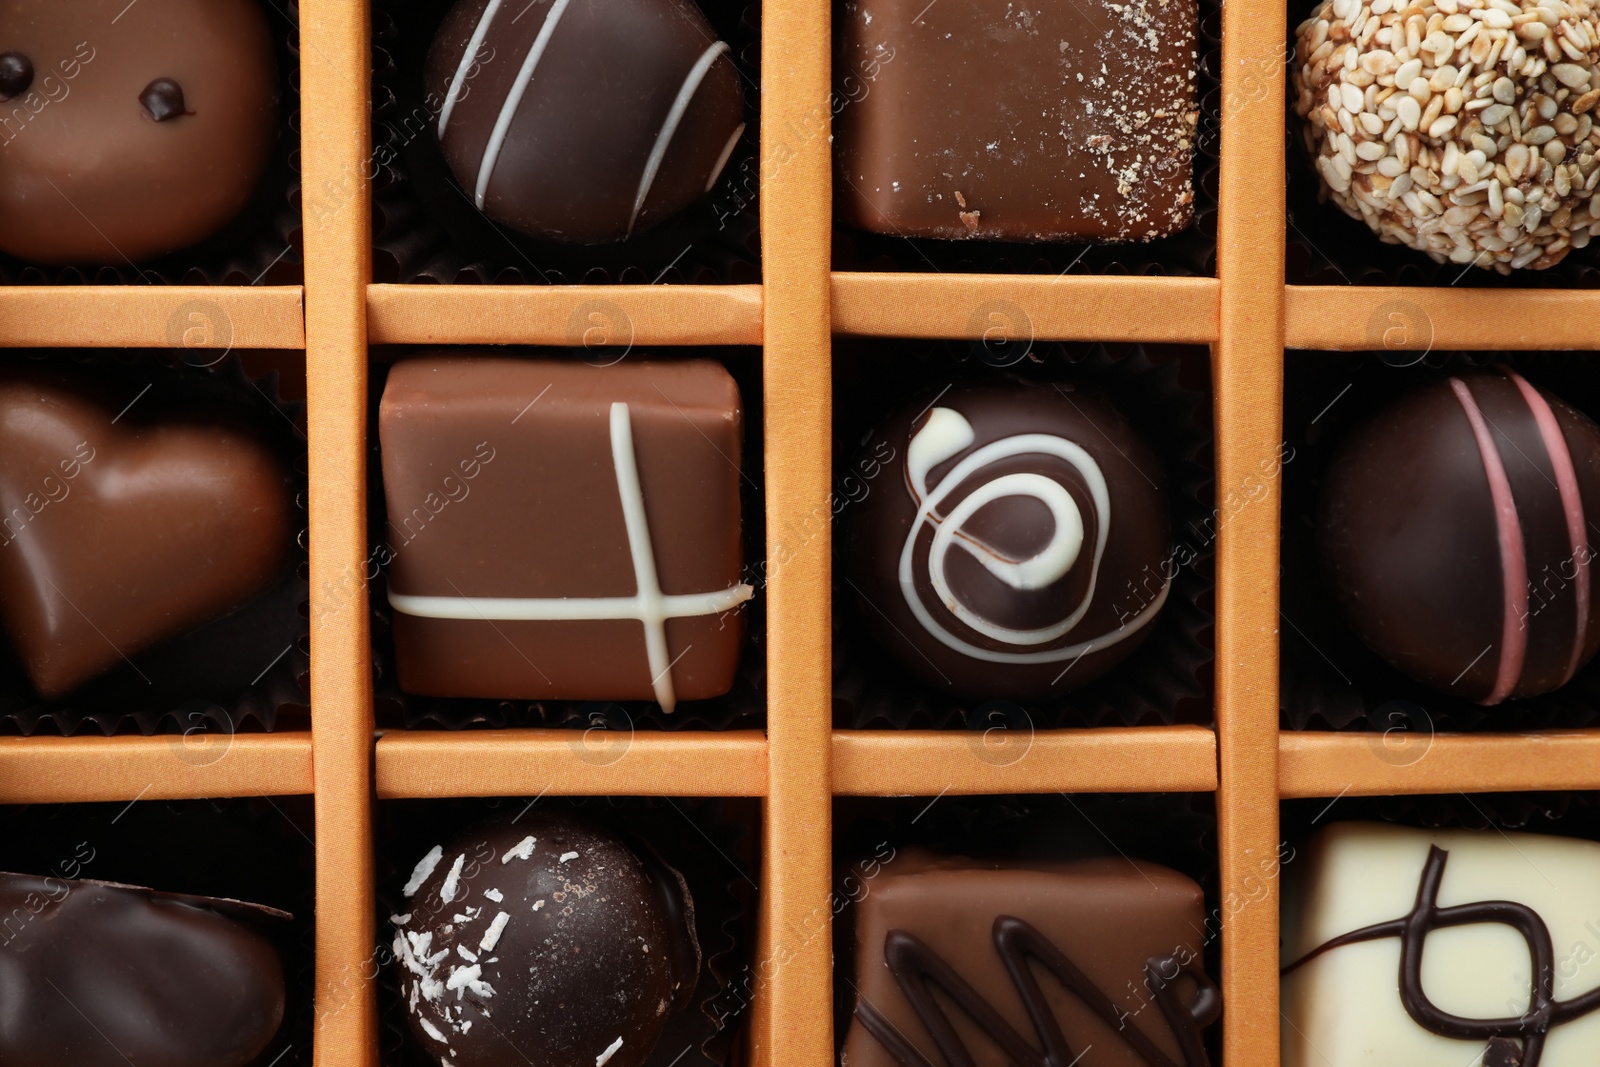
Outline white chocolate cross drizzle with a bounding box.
[389,402,752,712]
[900,407,1168,665]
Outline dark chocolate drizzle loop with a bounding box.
[139,78,188,122]
[1282,846,1600,1067]
[857,915,1217,1067]
[0,52,32,100]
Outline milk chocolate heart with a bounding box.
[0,370,294,698]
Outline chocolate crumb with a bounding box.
[959,210,981,230]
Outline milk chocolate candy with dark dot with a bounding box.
[0,872,288,1067]
[0,368,296,698]
[425,0,746,242]
[379,354,748,708]
[846,380,1172,699]
[393,815,699,1067]
[0,0,278,265]
[841,850,1219,1067]
[835,0,1200,241]
[1319,368,1600,704]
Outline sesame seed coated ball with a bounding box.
[1293,0,1600,273]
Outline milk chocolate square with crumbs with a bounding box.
[835,0,1200,242]
[378,353,747,708]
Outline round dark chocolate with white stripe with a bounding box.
[424,0,745,243]
[1320,368,1600,704]
[846,381,1173,700]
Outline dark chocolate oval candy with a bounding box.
[0,872,288,1067]
[424,0,746,243]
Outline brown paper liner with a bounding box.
[831,792,1222,1062]
[0,349,311,737]
[1281,351,1600,734]
[0,796,317,1067]
[369,0,761,287]
[0,2,303,287]
[376,796,752,1067]
[832,340,1215,730]
[1282,0,1600,288]
[830,0,1221,278]
[366,346,765,732]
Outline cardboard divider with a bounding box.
[1286,286,1600,351]
[374,730,770,798]
[367,283,765,346]
[1214,0,1287,1062]
[831,273,1222,343]
[831,728,1220,794]
[0,286,305,349]
[0,734,314,802]
[1279,731,1600,799]
[299,1,379,1065]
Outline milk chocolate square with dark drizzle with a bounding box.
[840,850,1220,1067]
[834,0,1201,242]
[378,353,749,707]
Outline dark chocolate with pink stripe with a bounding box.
[424,0,746,243]
[1320,368,1600,704]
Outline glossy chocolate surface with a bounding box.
[841,850,1219,1067]
[0,0,278,265]
[0,368,295,698]
[379,353,747,708]
[1281,822,1600,1067]
[846,380,1171,699]
[425,0,745,243]
[1319,368,1600,703]
[0,872,288,1067]
[393,815,699,1067]
[835,0,1200,241]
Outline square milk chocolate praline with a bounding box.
[840,850,1219,1067]
[378,353,749,709]
[835,0,1200,242]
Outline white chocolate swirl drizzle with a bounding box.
[900,407,1168,665]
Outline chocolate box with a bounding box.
[5,0,1600,1064]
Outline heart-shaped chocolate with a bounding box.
[0,371,294,698]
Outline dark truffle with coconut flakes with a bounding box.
[392,813,700,1067]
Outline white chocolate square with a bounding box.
[1282,822,1600,1067]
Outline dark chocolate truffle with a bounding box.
[1319,367,1600,704]
[393,814,700,1067]
[835,0,1200,241]
[0,368,296,698]
[424,0,745,243]
[846,380,1172,699]
[0,872,288,1067]
[378,353,749,708]
[840,850,1220,1067]
[0,0,279,265]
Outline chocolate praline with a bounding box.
[846,380,1173,699]
[392,814,700,1067]
[0,0,279,266]
[424,0,746,243]
[1319,367,1600,704]
[0,872,288,1067]
[0,366,296,698]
